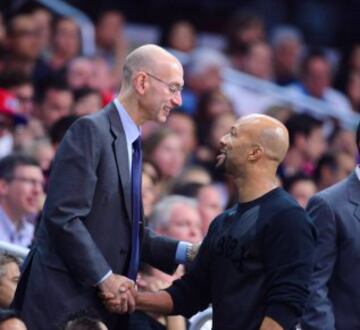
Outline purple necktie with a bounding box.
[127,136,142,280]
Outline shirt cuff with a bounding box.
[175,241,191,264]
[266,303,298,329]
[95,270,113,286]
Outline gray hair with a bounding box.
[271,25,304,48]
[149,195,198,230]
[0,253,20,278]
[186,47,229,77]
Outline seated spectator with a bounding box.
[287,48,354,116]
[0,309,26,330]
[73,88,102,116]
[0,154,44,247]
[66,57,94,90]
[47,17,81,74]
[4,14,44,76]
[223,41,281,116]
[149,195,203,244]
[161,19,197,64]
[49,115,79,151]
[166,110,197,163]
[271,25,304,86]
[95,10,127,66]
[183,48,229,114]
[30,5,53,56]
[195,90,234,147]
[281,113,327,178]
[35,80,73,130]
[0,254,20,309]
[225,10,265,70]
[329,127,358,160]
[0,70,34,116]
[283,173,317,208]
[314,151,355,190]
[143,129,186,196]
[172,182,224,235]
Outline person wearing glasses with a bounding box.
[13,44,197,330]
[0,154,44,248]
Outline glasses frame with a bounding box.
[144,72,183,96]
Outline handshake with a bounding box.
[98,274,138,314]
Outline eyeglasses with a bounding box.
[145,72,183,96]
[9,176,45,189]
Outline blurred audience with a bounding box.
[0,154,44,247]
[283,173,317,208]
[0,254,20,309]
[313,152,355,191]
[281,113,326,178]
[287,49,354,116]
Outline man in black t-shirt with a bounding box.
[105,114,317,330]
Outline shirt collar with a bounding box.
[0,206,29,236]
[355,165,360,181]
[113,98,140,144]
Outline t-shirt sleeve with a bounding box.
[263,206,317,329]
[165,217,220,317]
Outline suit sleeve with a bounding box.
[141,227,178,274]
[43,117,111,287]
[301,195,337,330]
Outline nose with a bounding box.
[219,135,226,147]
[171,92,182,107]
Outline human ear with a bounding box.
[248,145,263,161]
[133,72,148,95]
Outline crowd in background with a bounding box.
[0,3,359,329]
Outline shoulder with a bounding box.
[266,189,313,229]
[314,176,349,204]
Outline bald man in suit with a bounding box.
[13,45,194,330]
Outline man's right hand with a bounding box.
[98,274,136,314]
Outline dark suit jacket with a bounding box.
[13,103,178,330]
[301,171,360,330]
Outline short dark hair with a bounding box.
[38,78,72,104]
[0,70,32,89]
[171,182,205,198]
[283,172,314,192]
[301,48,328,75]
[285,113,323,146]
[0,253,20,278]
[313,152,338,184]
[49,115,79,146]
[0,154,40,181]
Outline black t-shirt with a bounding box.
[167,188,317,330]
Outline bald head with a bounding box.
[122,44,181,87]
[239,114,289,164]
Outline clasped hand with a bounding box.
[98,274,137,314]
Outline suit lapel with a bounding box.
[106,103,132,222]
[347,171,360,222]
